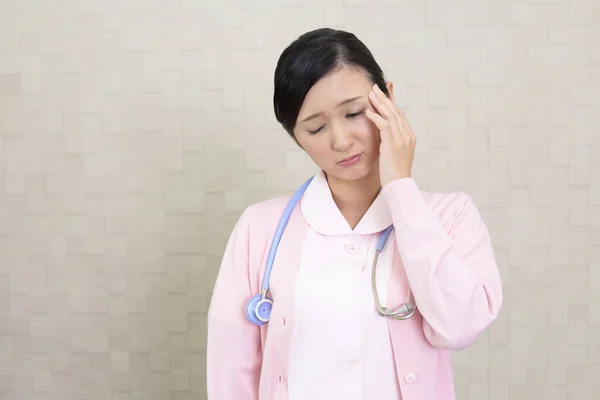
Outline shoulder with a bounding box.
[386,178,476,210]
[233,194,294,240]
[421,188,476,214]
[419,188,486,233]
[228,195,297,273]
[241,195,292,223]
[383,178,481,228]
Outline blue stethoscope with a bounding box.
[245,176,417,326]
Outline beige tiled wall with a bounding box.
[0,0,599,399]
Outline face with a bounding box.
[293,66,393,184]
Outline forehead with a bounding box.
[297,66,372,117]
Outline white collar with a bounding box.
[300,170,392,235]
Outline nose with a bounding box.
[331,122,353,151]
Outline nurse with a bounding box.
[207,28,503,399]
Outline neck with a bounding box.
[325,168,381,229]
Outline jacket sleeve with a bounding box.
[382,178,503,350]
[206,209,262,399]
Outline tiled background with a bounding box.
[0,0,599,399]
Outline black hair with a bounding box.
[273,28,389,137]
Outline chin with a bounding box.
[326,164,376,183]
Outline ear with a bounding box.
[386,81,394,102]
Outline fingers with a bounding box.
[368,85,403,139]
[368,84,415,143]
[396,106,416,142]
[394,107,415,141]
[368,85,397,124]
[365,109,392,143]
[374,84,402,122]
[365,108,387,129]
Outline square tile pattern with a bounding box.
[0,0,599,399]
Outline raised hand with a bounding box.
[365,83,416,188]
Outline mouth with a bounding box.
[338,153,363,166]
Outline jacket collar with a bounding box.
[300,170,392,236]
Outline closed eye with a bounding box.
[307,110,365,134]
[347,110,365,118]
[308,125,324,135]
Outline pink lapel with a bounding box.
[260,204,308,387]
[385,235,434,399]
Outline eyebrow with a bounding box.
[298,96,363,123]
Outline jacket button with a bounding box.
[345,243,356,254]
[404,373,417,384]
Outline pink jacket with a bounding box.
[207,177,503,399]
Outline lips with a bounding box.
[338,153,362,166]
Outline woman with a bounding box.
[206,28,503,400]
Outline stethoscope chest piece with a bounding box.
[246,294,273,326]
